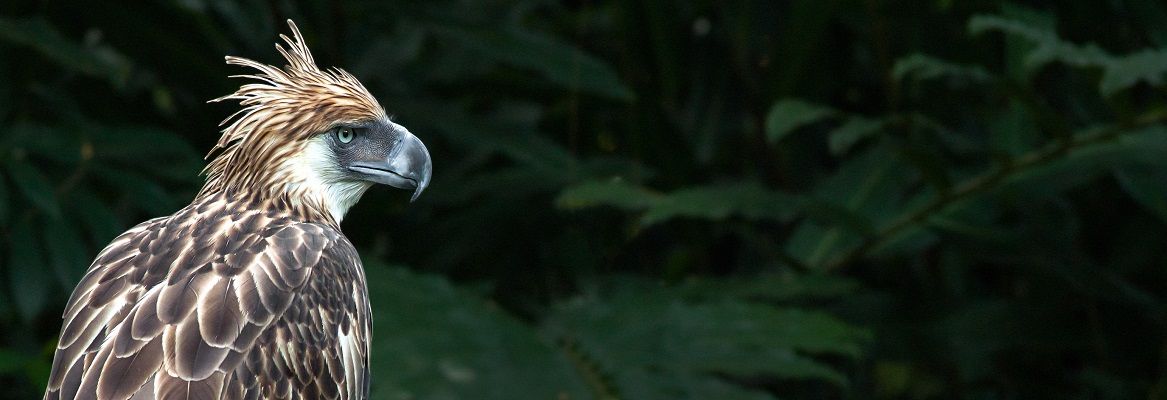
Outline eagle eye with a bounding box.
[336,127,355,144]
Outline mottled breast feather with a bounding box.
[43,192,372,400]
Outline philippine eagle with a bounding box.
[43,20,431,400]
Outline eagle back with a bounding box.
[44,191,371,400]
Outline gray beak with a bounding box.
[349,131,432,201]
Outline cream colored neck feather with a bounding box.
[280,135,371,223]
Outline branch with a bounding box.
[821,108,1167,272]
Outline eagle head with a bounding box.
[201,20,431,223]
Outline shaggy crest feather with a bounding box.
[201,20,387,198]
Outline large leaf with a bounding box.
[828,116,885,156]
[764,99,836,143]
[644,182,798,225]
[996,126,1167,199]
[892,54,992,84]
[0,348,33,375]
[7,123,84,164]
[785,144,910,267]
[0,17,132,88]
[968,14,1108,73]
[42,218,88,289]
[434,167,563,204]
[557,180,799,226]
[430,25,634,101]
[0,173,9,224]
[970,14,1167,95]
[6,160,62,220]
[71,189,125,247]
[364,263,588,400]
[7,218,49,320]
[89,126,201,179]
[543,284,869,400]
[555,179,661,211]
[1100,49,1167,96]
[678,272,860,302]
[417,108,582,184]
[1114,164,1167,224]
[90,166,180,215]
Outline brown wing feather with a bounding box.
[47,218,162,397]
[232,227,370,400]
[44,194,367,400]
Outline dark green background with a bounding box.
[1,0,1166,399]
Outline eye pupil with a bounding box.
[337,127,354,144]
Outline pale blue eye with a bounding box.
[337,127,354,143]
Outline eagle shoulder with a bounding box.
[44,202,360,400]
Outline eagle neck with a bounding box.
[195,188,340,229]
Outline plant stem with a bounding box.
[821,109,1167,272]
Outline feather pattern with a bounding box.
[46,192,371,399]
[45,20,379,400]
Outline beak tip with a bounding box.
[409,175,430,203]
[409,149,432,203]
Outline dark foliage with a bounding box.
[1,0,1165,398]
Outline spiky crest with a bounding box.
[201,20,387,201]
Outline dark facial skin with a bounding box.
[329,120,432,201]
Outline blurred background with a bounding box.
[1,0,1166,398]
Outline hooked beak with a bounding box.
[349,131,432,201]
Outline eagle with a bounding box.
[43,20,431,400]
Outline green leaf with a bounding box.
[491,134,579,180]
[0,172,9,223]
[891,53,992,84]
[1079,369,1142,400]
[557,180,798,226]
[1099,49,1167,96]
[43,218,88,289]
[0,57,10,121]
[7,218,48,320]
[993,4,1052,83]
[772,0,844,95]
[71,189,124,247]
[988,100,1040,156]
[828,116,885,156]
[799,198,877,236]
[7,160,61,219]
[679,272,860,302]
[1040,252,1162,313]
[431,25,634,101]
[556,179,661,211]
[1114,165,1167,224]
[89,126,201,173]
[933,299,1087,383]
[364,263,589,400]
[764,99,836,143]
[544,286,869,399]
[899,145,954,193]
[0,348,32,375]
[786,144,906,267]
[0,17,132,87]
[998,126,1167,199]
[641,182,799,226]
[967,13,1167,96]
[435,167,562,204]
[351,25,427,80]
[90,166,178,215]
[8,123,83,164]
[969,14,1109,75]
[418,110,582,184]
